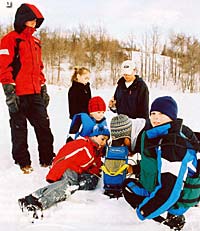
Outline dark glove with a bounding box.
[3,84,19,113]
[41,84,50,107]
[164,213,185,230]
[78,173,99,190]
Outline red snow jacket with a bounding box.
[46,137,103,182]
[0,3,45,95]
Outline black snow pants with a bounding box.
[9,94,54,167]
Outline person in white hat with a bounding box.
[109,60,149,119]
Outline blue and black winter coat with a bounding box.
[114,76,149,119]
[69,112,108,139]
[136,119,199,220]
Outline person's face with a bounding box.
[123,72,136,82]
[90,111,105,121]
[112,137,132,154]
[92,135,109,150]
[123,137,132,154]
[25,19,37,28]
[77,71,90,85]
[150,111,172,127]
[124,137,131,147]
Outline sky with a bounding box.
[1,0,200,41]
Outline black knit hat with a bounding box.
[150,96,178,120]
[110,114,132,140]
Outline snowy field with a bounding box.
[0,84,199,231]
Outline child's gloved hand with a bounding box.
[108,97,117,112]
[41,84,50,107]
[3,84,20,113]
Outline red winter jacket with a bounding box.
[46,137,103,182]
[0,3,45,95]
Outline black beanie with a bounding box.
[150,96,178,120]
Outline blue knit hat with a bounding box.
[89,124,110,137]
[150,96,178,120]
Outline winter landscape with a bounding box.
[0,84,199,231]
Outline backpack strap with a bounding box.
[101,162,129,176]
[69,113,96,138]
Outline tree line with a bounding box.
[1,24,200,92]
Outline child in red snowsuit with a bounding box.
[18,123,110,218]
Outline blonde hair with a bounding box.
[71,66,90,82]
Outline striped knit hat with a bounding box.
[110,114,132,140]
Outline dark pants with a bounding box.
[9,94,54,167]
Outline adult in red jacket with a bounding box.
[0,3,54,173]
[18,124,110,217]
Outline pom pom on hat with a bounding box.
[89,124,110,137]
[150,96,178,120]
[88,96,106,114]
[110,114,132,140]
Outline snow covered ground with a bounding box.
[0,84,199,231]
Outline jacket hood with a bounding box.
[14,3,44,33]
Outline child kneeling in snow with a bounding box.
[18,123,110,218]
[121,96,200,230]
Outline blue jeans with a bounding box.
[32,169,99,209]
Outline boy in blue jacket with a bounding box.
[112,96,199,230]
[67,96,108,142]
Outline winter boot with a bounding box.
[20,165,33,174]
[40,163,51,168]
[164,213,185,230]
[18,195,43,219]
